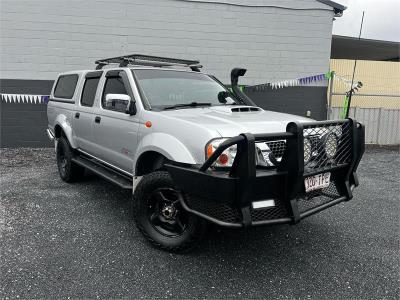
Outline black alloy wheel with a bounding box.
[133,171,207,252]
[147,188,188,237]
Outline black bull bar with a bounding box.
[166,119,365,228]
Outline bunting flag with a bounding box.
[1,94,50,104]
[251,72,331,91]
[250,71,360,91]
[333,74,361,89]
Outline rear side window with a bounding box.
[54,74,79,99]
[81,77,100,107]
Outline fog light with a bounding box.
[304,138,312,163]
[324,134,338,158]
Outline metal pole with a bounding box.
[327,71,334,120]
[376,107,382,145]
[346,11,365,118]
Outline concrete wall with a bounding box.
[1,0,335,84]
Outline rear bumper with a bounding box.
[166,119,365,228]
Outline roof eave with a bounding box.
[317,0,347,17]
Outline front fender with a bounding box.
[134,132,196,171]
[54,114,77,149]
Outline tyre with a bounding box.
[56,137,84,182]
[133,171,207,252]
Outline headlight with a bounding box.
[304,138,312,163]
[324,133,338,158]
[206,139,237,167]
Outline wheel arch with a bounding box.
[135,151,169,176]
[53,114,77,148]
[133,133,197,176]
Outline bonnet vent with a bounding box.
[231,106,261,113]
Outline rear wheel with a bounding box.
[133,171,207,252]
[56,137,84,182]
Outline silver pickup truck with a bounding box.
[47,54,365,252]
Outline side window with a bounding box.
[81,77,100,107]
[54,74,79,99]
[102,76,129,112]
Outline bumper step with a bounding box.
[72,156,132,190]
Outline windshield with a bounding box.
[133,69,238,110]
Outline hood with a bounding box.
[161,105,311,137]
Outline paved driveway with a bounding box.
[1,147,399,299]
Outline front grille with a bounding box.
[184,195,240,223]
[250,198,288,222]
[303,121,352,174]
[298,181,341,213]
[266,140,286,158]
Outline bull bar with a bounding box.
[166,119,365,228]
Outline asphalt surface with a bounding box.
[1,147,399,299]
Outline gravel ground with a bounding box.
[1,147,399,299]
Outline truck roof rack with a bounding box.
[95,54,202,71]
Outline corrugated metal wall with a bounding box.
[331,107,400,145]
[329,59,400,145]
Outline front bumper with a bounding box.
[166,119,365,228]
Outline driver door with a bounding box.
[92,70,140,174]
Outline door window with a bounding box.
[81,77,100,107]
[102,77,129,112]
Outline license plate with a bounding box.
[304,172,331,192]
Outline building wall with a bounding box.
[245,85,328,120]
[0,0,336,147]
[328,59,400,145]
[0,80,53,147]
[330,59,400,108]
[1,0,334,84]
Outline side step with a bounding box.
[72,156,132,190]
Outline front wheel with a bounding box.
[133,171,207,252]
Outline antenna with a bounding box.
[345,11,365,118]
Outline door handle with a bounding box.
[95,116,101,123]
[75,112,80,119]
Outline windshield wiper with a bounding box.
[163,102,212,110]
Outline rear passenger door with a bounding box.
[92,70,139,174]
[73,71,102,154]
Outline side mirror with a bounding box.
[218,91,228,104]
[105,94,136,115]
[105,93,131,106]
[218,91,236,104]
